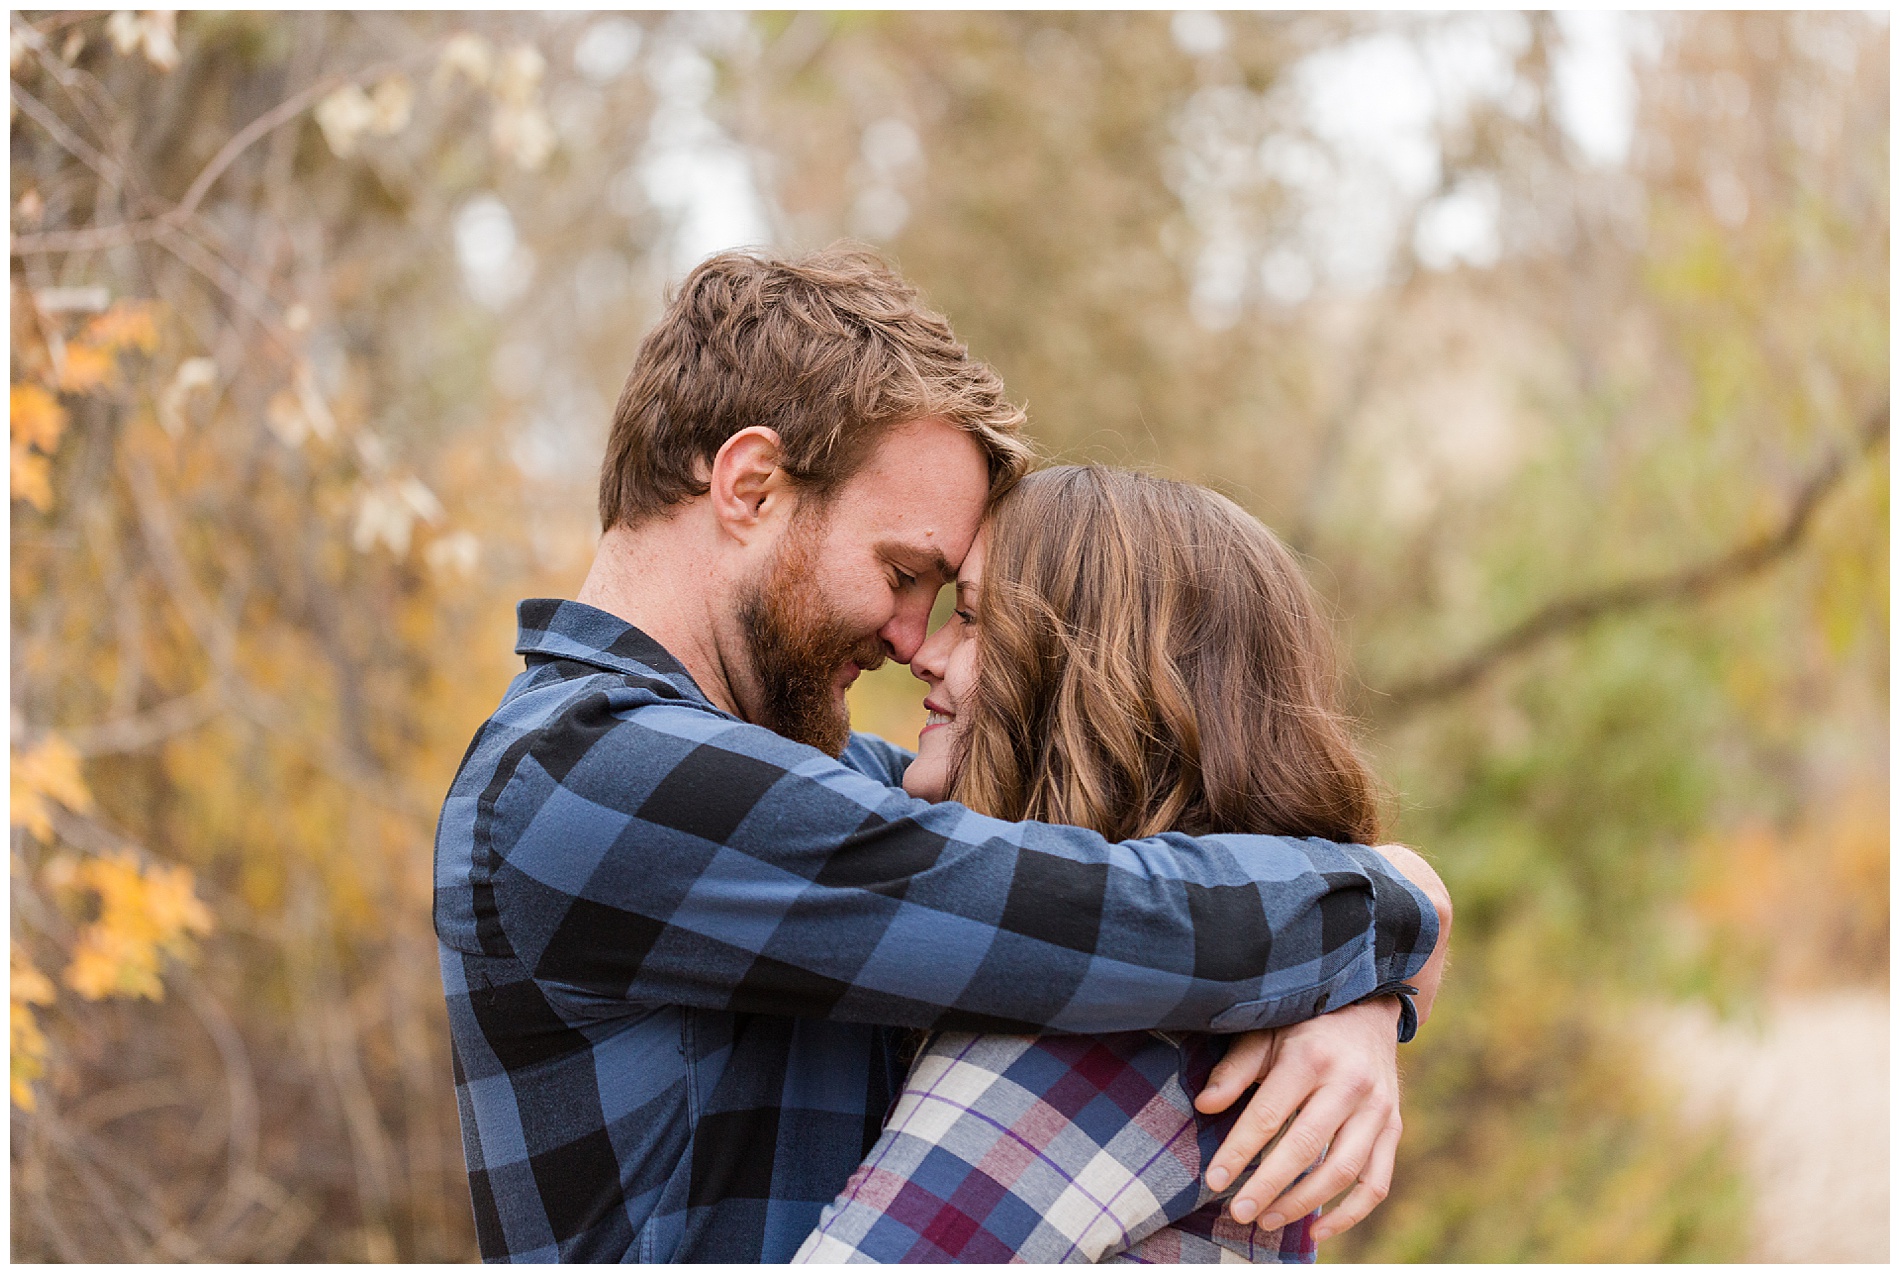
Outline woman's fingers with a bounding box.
[1201,1047,1318,1192]
[1194,1028,1276,1116]
[1308,1116,1402,1242]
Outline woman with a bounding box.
[795,466,1436,1264]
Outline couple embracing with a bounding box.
[434,245,1453,1264]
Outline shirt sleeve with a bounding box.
[486,699,1438,1036]
[838,731,915,788]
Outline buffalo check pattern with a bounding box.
[434,600,1437,1262]
[793,1031,1316,1264]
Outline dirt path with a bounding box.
[1646,989,1889,1263]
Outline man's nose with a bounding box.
[880,596,934,665]
[906,616,953,684]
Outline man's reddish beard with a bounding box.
[736,513,887,756]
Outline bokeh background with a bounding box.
[9,10,1888,1262]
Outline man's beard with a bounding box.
[736,519,887,756]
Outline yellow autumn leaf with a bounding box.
[50,302,160,395]
[11,439,53,510]
[10,944,56,1111]
[11,381,64,506]
[11,735,94,842]
[81,300,160,355]
[62,852,214,1002]
[10,382,67,452]
[56,341,115,394]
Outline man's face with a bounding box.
[735,417,991,755]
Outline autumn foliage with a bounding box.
[11,10,1887,1262]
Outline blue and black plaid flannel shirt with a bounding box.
[434,600,1438,1262]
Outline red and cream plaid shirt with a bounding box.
[795,1029,1318,1264]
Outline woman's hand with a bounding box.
[1192,997,1405,1242]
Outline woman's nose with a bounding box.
[910,621,952,684]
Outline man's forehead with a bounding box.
[834,419,990,562]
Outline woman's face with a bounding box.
[902,527,985,801]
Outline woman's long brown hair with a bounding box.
[950,466,1383,845]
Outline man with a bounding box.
[434,246,1450,1262]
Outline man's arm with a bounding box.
[469,699,1438,1034]
[1193,845,1453,1238]
[1366,842,1451,1024]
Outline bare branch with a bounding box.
[18,1136,90,1263]
[1376,404,1890,719]
[12,218,167,255]
[24,11,105,37]
[175,969,263,1247]
[116,450,429,819]
[175,72,353,218]
[10,80,123,188]
[178,47,441,219]
[61,685,225,757]
[65,1077,188,1135]
[118,444,237,665]
[12,52,428,258]
[36,1112,153,1258]
[151,221,298,358]
[20,22,128,158]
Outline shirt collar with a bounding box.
[514,599,714,707]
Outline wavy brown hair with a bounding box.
[950,466,1383,845]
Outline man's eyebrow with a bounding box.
[882,542,954,582]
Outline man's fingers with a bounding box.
[1202,1054,1316,1191]
[1309,1118,1402,1242]
[1226,1100,1366,1226]
[1195,1029,1275,1115]
[1256,1106,1388,1229]
[1221,1090,1354,1224]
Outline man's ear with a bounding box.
[708,426,792,543]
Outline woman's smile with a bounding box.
[901,529,985,801]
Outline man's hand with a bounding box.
[1192,843,1452,1242]
[1194,999,1404,1241]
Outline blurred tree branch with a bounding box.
[63,686,224,757]
[1377,403,1890,720]
[10,79,124,187]
[10,55,420,259]
[114,449,430,818]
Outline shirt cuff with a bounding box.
[1351,844,1440,985]
[1202,842,1440,1039]
[1341,843,1439,1043]
[1368,979,1422,1044]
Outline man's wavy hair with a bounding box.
[951,466,1384,846]
[599,244,1035,530]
